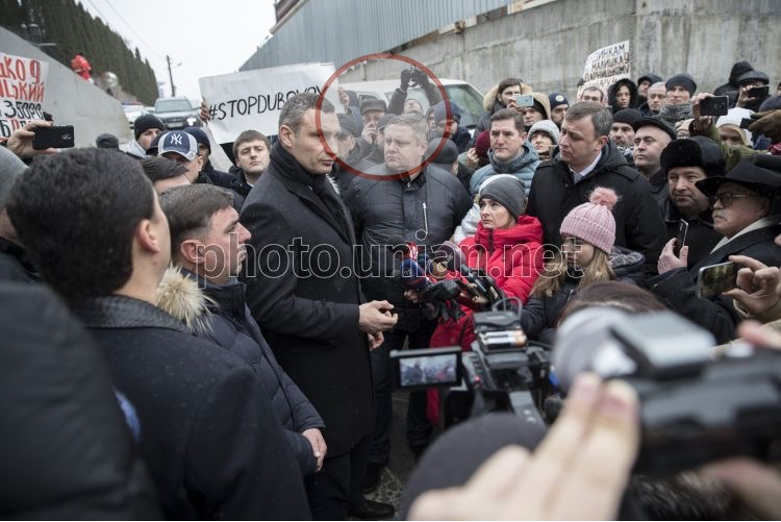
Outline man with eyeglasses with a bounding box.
[651,155,781,344]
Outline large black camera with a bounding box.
[392,307,556,428]
[554,308,781,476]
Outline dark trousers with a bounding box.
[369,322,436,464]
[305,435,371,520]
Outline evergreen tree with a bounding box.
[0,0,159,104]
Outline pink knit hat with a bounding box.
[559,187,619,253]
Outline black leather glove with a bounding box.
[400,69,412,91]
[423,279,460,303]
[410,68,429,88]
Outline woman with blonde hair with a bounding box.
[521,187,645,344]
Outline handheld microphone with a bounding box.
[399,257,431,292]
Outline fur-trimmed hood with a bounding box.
[156,266,213,334]
[482,82,534,112]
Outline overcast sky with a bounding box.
[82,0,277,102]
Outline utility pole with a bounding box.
[166,55,176,97]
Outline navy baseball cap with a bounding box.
[158,131,198,161]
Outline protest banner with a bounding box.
[199,62,338,143]
[0,52,48,139]
[577,41,631,101]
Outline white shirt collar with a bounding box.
[711,215,778,252]
[569,149,603,183]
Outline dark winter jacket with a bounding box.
[475,98,505,137]
[329,141,370,198]
[203,160,238,188]
[647,168,669,216]
[240,143,373,457]
[228,164,257,199]
[527,141,667,273]
[71,295,310,520]
[662,198,722,268]
[157,268,325,477]
[651,222,781,344]
[521,247,645,345]
[450,125,472,154]
[608,79,640,113]
[0,282,160,520]
[345,163,472,331]
[196,167,246,210]
[0,236,38,282]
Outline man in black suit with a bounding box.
[240,92,398,520]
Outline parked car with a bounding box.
[153,97,201,130]
[122,102,146,129]
[339,78,484,130]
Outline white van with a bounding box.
[339,79,484,130]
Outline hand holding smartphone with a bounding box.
[697,261,739,299]
[32,125,74,150]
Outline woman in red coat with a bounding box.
[423,176,544,421]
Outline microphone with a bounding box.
[387,234,418,260]
[434,241,469,274]
[551,307,638,392]
[399,257,431,292]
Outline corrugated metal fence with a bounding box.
[240,0,518,71]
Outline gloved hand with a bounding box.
[410,68,429,88]
[749,110,781,143]
[423,279,460,303]
[400,69,412,91]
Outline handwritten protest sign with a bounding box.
[0,52,49,139]
[199,62,338,143]
[577,41,631,100]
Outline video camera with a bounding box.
[394,301,781,477]
[391,302,556,428]
[554,308,781,476]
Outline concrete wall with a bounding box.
[341,0,781,102]
[1,27,132,146]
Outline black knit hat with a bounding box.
[613,108,643,127]
[426,139,458,165]
[400,413,546,519]
[95,133,119,149]
[661,136,725,177]
[133,114,165,140]
[637,73,663,86]
[665,73,697,96]
[759,96,781,112]
[478,176,527,218]
[336,113,359,137]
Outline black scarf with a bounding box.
[270,142,352,236]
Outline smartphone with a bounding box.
[740,117,754,130]
[391,346,462,391]
[747,85,769,99]
[673,219,688,258]
[32,125,74,150]
[699,96,729,117]
[514,94,534,107]
[697,261,738,299]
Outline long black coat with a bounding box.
[651,224,781,344]
[71,295,310,520]
[527,141,667,273]
[0,282,160,519]
[240,144,373,457]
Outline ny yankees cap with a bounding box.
[158,131,198,161]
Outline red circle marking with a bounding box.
[316,53,452,181]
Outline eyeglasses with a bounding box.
[708,192,761,209]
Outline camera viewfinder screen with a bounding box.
[398,353,459,388]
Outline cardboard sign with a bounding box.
[578,41,631,100]
[0,52,48,139]
[199,62,338,143]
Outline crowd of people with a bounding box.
[2,56,781,521]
